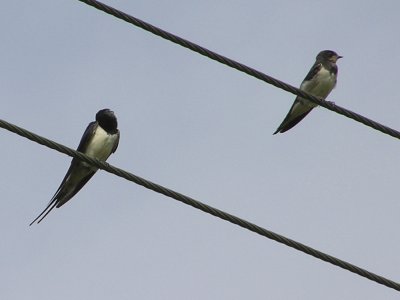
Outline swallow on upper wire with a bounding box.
[273,50,342,134]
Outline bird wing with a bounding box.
[111,130,120,154]
[303,61,322,82]
[273,98,314,134]
[29,122,99,225]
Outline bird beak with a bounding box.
[337,55,343,59]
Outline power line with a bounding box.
[1,117,400,291]
[78,0,400,139]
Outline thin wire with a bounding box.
[1,117,399,291]
[77,0,400,139]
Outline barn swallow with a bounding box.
[273,50,342,134]
[30,109,120,225]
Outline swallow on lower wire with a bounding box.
[30,109,120,225]
[273,50,342,134]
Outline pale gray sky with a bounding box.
[1,1,400,299]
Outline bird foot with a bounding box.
[326,100,336,106]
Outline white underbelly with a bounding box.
[85,126,117,161]
[303,68,336,99]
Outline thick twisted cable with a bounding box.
[77,0,400,139]
[1,117,399,291]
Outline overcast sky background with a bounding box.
[1,1,400,299]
